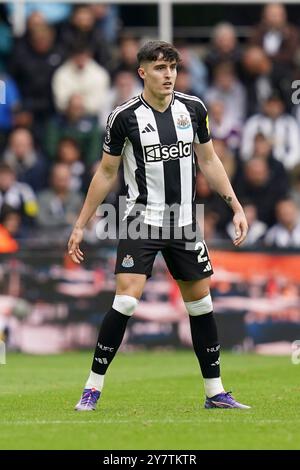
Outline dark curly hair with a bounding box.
[137,41,180,65]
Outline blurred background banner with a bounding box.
[1,247,300,353]
[0,1,300,355]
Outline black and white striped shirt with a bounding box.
[103,92,211,226]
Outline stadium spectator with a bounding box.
[11,106,36,139]
[290,170,300,209]
[250,4,299,69]
[207,100,241,152]
[240,91,300,170]
[60,4,111,70]
[0,219,18,252]
[251,132,289,188]
[52,42,110,117]
[175,44,208,98]
[26,10,47,32]
[89,4,120,44]
[235,157,288,226]
[203,209,226,244]
[195,171,231,233]
[10,23,65,137]
[100,69,142,128]
[3,128,48,191]
[205,23,242,79]
[174,65,198,96]
[0,205,20,252]
[114,35,140,77]
[45,94,102,165]
[226,201,267,246]
[0,14,12,73]
[264,197,300,247]
[6,2,72,26]
[0,73,21,150]
[207,62,246,126]
[212,139,237,182]
[37,162,83,231]
[241,46,291,114]
[13,10,48,50]
[0,163,38,226]
[56,137,86,193]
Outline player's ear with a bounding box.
[138,66,145,80]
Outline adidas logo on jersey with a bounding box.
[142,123,155,133]
[144,141,192,162]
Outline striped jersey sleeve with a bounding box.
[194,100,211,144]
[103,111,126,156]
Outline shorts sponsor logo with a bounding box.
[144,141,192,162]
[122,254,134,268]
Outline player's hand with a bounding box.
[68,227,84,264]
[232,210,248,247]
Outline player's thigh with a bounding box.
[176,276,211,302]
[162,231,213,291]
[116,273,147,299]
[115,220,162,280]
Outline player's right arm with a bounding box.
[68,152,121,264]
[68,108,127,263]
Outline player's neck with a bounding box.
[142,89,172,113]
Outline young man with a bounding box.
[68,41,250,410]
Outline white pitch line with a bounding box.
[0,418,298,425]
[4,419,210,425]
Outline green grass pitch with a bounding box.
[0,351,299,450]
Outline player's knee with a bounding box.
[112,294,139,316]
[185,293,213,316]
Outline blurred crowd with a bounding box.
[1,2,300,252]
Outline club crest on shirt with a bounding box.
[176,114,191,129]
[122,254,134,268]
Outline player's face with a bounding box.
[139,58,177,98]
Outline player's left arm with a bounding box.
[194,140,248,246]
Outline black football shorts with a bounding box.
[115,218,213,281]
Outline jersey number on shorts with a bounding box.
[195,241,212,271]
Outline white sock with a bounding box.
[85,371,105,392]
[204,377,224,398]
